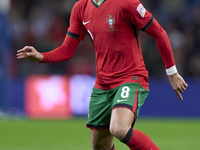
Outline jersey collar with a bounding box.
[91,0,106,8]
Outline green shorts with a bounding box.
[86,82,149,129]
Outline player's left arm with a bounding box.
[145,19,188,100]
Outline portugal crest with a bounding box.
[106,15,118,33]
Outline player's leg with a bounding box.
[90,128,116,150]
[87,87,117,150]
[110,107,134,140]
[109,83,159,150]
[110,107,159,150]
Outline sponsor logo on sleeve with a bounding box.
[137,3,146,18]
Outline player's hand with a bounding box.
[17,46,44,62]
[168,73,188,100]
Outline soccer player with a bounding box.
[17,0,188,149]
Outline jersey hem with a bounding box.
[94,77,149,91]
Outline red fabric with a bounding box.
[68,0,151,90]
[41,0,175,91]
[127,129,159,150]
[41,35,80,63]
[122,0,153,30]
[145,19,175,69]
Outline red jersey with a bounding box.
[68,0,153,90]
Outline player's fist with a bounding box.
[17,46,44,62]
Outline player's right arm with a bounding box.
[16,35,80,62]
[17,1,85,63]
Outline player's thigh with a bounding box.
[110,107,134,140]
[110,107,135,129]
[90,128,114,150]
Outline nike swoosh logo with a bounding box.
[83,20,91,25]
[117,99,128,103]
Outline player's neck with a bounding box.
[93,0,104,5]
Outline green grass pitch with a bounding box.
[0,117,199,150]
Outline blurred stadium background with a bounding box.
[0,0,200,149]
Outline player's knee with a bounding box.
[109,125,128,140]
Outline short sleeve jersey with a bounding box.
[68,0,154,90]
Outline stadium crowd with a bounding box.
[1,0,200,78]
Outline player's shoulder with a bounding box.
[72,0,90,15]
[71,0,88,15]
[122,0,142,9]
[122,0,144,13]
[73,0,88,8]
